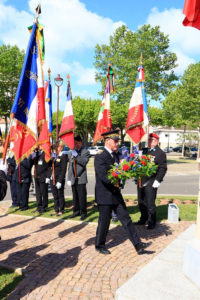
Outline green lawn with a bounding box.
[0,268,23,300]
[8,195,198,223]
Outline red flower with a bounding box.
[130,161,135,165]
[141,161,147,165]
[130,153,135,158]
[123,164,130,171]
[141,155,147,159]
[146,157,151,161]
[112,172,118,178]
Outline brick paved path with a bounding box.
[0,211,193,300]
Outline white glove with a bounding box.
[152,180,160,188]
[0,159,7,175]
[45,178,50,184]
[31,152,37,159]
[56,182,62,189]
[71,150,78,158]
[67,180,71,186]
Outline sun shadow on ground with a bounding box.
[6,246,82,300]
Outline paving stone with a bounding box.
[0,211,193,300]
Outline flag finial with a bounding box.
[34,3,41,23]
[67,74,70,81]
[48,68,51,81]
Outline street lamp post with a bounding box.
[54,74,63,141]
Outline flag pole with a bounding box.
[48,68,55,186]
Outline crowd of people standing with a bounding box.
[0,130,167,255]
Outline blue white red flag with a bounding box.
[10,22,50,163]
[59,78,75,149]
[93,80,112,144]
[125,64,149,144]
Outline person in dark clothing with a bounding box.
[7,153,18,207]
[33,146,51,213]
[94,129,151,255]
[49,140,68,216]
[136,133,167,229]
[0,158,8,240]
[13,156,33,211]
[68,136,90,220]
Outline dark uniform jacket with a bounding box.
[142,145,167,186]
[68,147,90,185]
[7,156,16,182]
[13,157,33,183]
[48,153,68,184]
[0,170,7,201]
[94,148,124,205]
[34,151,51,182]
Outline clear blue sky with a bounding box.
[1,0,199,111]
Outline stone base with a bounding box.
[183,238,200,288]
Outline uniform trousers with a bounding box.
[10,180,18,206]
[17,182,30,209]
[95,202,141,248]
[35,179,48,211]
[137,184,158,225]
[51,180,65,213]
[72,182,87,215]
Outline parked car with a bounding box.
[164,146,173,153]
[88,146,104,156]
[173,146,190,153]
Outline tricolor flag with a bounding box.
[44,80,53,142]
[125,64,149,144]
[93,80,112,144]
[183,0,200,30]
[10,21,50,163]
[59,78,75,149]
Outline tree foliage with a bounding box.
[94,24,178,104]
[163,62,200,129]
[0,45,25,130]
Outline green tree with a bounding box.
[148,106,165,126]
[94,24,178,104]
[163,62,200,157]
[0,45,25,134]
[52,97,101,145]
[111,100,128,142]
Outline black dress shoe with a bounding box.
[80,214,87,221]
[112,216,118,222]
[135,241,152,255]
[134,219,147,225]
[95,246,111,255]
[147,223,156,230]
[20,207,29,211]
[70,212,80,218]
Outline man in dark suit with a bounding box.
[33,146,51,213]
[13,156,33,211]
[94,129,151,255]
[136,133,167,229]
[49,140,68,216]
[7,152,18,207]
[68,136,90,220]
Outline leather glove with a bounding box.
[152,180,160,188]
[56,182,62,189]
[71,150,78,158]
[67,181,71,186]
[31,152,37,159]
[45,178,50,184]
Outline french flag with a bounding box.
[125,64,149,144]
[59,78,75,149]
